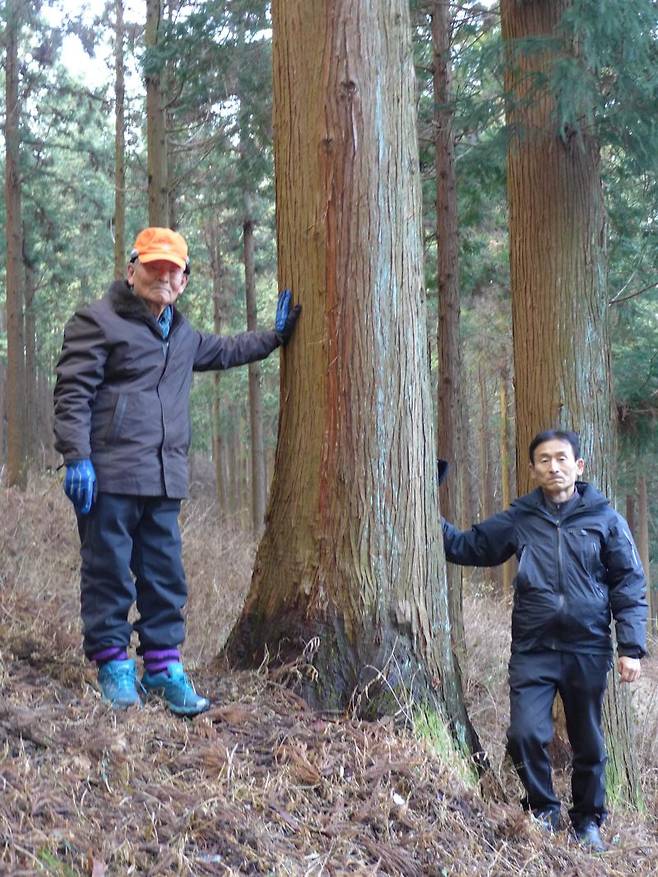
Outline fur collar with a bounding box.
[106,281,155,322]
[105,281,183,335]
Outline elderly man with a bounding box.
[442,429,646,851]
[54,227,300,715]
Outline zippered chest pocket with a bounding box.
[565,527,604,577]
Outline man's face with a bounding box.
[127,258,188,316]
[529,439,585,499]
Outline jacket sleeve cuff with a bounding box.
[617,647,645,659]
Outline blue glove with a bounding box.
[274,289,302,346]
[64,459,97,515]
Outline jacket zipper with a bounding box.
[556,520,565,611]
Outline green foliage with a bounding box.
[414,703,478,788]
[613,296,658,447]
[556,0,658,170]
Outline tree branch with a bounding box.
[609,281,658,305]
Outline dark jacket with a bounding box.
[54,281,280,498]
[442,483,647,658]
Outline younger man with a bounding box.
[442,429,646,850]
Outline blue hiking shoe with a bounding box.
[97,658,141,708]
[141,662,210,716]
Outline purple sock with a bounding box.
[143,648,181,675]
[92,646,129,665]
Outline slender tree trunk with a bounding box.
[625,494,636,536]
[37,364,54,466]
[114,0,126,277]
[239,417,250,529]
[499,373,513,596]
[225,0,480,762]
[463,397,479,527]
[145,0,169,226]
[227,409,240,518]
[244,217,267,536]
[432,0,465,662]
[478,364,495,519]
[206,225,229,516]
[637,476,652,630]
[479,364,503,589]
[24,264,37,464]
[502,0,641,805]
[4,0,27,488]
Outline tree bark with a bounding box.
[145,0,169,226]
[4,0,27,488]
[502,0,641,806]
[225,0,479,760]
[432,0,466,662]
[114,0,126,277]
[502,0,612,490]
[244,217,267,537]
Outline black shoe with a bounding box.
[531,808,560,832]
[574,819,606,852]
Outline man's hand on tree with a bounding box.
[64,459,97,515]
[275,289,301,346]
[618,655,641,683]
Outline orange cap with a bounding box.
[131,227,189,270]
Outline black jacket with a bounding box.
[442,483,647,658]
[54,281,280,498]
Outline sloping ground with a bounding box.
[2,480,658,875]
[2,588,658,877]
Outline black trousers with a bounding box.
[506,649,611,828]
[77,493,187,658]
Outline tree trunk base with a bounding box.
[225,604,445,720]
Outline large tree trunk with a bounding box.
[114,0,126,277]
[243,216,267,537]
[145,0,169,226]
[4,0,27,489]
[432,0,466,662]
[225,0,478,756]
[502,0,641,806]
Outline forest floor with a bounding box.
[2,476,658,876]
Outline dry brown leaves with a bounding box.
[2,480,658,875]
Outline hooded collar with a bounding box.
[512,481,609,516]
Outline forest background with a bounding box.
[0,0,655,564]
[0,0,657,873]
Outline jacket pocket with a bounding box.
[565,528,606,598]
[105,394,128,443]
[516,545,540,591]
